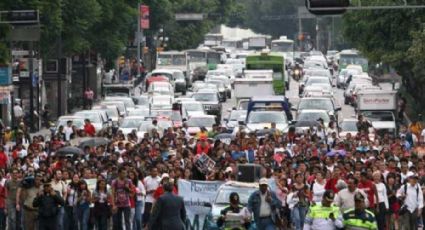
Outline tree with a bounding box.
[342,5,425,113]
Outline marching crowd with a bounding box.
[0,112,424,230]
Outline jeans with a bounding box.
[113,207,131,230]
[0,208,5,230]
[64,206,76,230]
[77,205,90,230]
[133,200,143,230]
[142,202,153,227]
[56,206,65,230]
[96,215,108,230]
[291,205,308,230]
[256,217,275,230]
[376,202,387,230]
[6,203,17,230]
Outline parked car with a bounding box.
[74,110,109,133]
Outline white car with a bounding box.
[148,81,174,96]
[74,110,108,132]
[186,115,216,136]
[127,108,150,117]
[104,96,135,111]
[119,116,146,136]
[55,115,85,134]
[150,95,173,110]
[181,101,205,120]
[246,111,289,132]
[92,105,121,126]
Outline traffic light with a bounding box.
[306,0,350,15]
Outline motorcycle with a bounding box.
[291,64,303,81]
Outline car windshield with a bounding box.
[57,119,84,128]
[187,117,215,127]
[304,62,323,69]
[128,109,150,117]
[215,187,257,205]
[305,70,330,77]
[193,93,218,102]
[74,112,101,123]
[248,112,287,124]
[341,121,358,131]
[151,110,173,117]
[121,118,144,128]
[229,111,246,120]
[184,103,203,111]
[306,78,329,86]
[298,112,330,123]
[298,99,334,111]
[238,101,249,110]
[362,111,394,122]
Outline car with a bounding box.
[344,80,373,105]
[92,105,121,126]
[339,118,359,139]
[128,108,150,117]
[344,73,372,87]
[206,75,232,98]
[302,85,333,97]
[54,115,85,134]
[237,99,249,110]
[132,95,149,106]
[336,68,349,88]
[303,60,327,70]
[296,109,331,128]
[192,90,223,121]
[186,115,216,136]
[205,181,258,230]
[147,81,174,96]
[119,116,146,136]
[340,68,363,88]
[150,109,173,117]
[350,85,382,107]
[204,80,227,102]
[150,95,173,110]
[104,96,135,111]
[151,69,175,82]
[173,71,187,94]
[295,97,341,122]
[300,76,333,96]
[180,101,205,120]
[224,110,247,132]
[74,110,108,132]
[304,69,332,79]
[170,111,183,128]
[138,119,172,137]
[100,101,127,117]
[144,74,169,91]
[174,97,195,103]
[245,111,289,132]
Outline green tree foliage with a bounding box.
[342,5,425,112]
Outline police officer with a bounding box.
[335,192,378,230]
[217,192,251,230]
[304,190,340,230]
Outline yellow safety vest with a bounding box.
[307,204,340,219]
[342,208,377,230]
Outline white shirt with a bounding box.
[259,193,272,217]
[13,105,23,117]
[64,126,74,141]
[312,180,327,203]
[334,188,369,212]
[375,182,389,209]
[144,176,160,203]
[397,183,424,213]
[135,180,146,201]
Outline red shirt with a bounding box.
[358,180,376,208]
[0,184,5,209]
[325,178,339,193]
[153,185,178,200]
[196,143,210,155]
[0,152,7,169]
[84,123,96,136]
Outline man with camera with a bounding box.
[16,168,42,230]
[33,179,65,230]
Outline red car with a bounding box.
[145,75,169,91]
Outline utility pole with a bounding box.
[137,2,142,78]
[57,31,62,117]
[29,41,34,132]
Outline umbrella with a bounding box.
[326,149,347,157]
[56,146,84,157]
[77,137,110,148]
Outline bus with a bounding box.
[337,49,369,72]
[186,49,223,82]
[271,36,294,66]
[246,52,286,95]
[156,51,186,72]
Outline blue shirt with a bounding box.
[231,151,245,161]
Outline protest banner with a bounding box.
[178,179,223,230]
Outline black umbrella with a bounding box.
[56,146,84,157]
[77,137,110,148]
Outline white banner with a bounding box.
[178,179,223,230]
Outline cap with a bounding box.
[259,178,268,186]
[161,173,170,181]
[354,192,365,202]
[225,167,233,173]
[323,190,335,202]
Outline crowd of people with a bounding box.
[0,110,424,230]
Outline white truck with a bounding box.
[356,90,398,136]
[248,36,268,50]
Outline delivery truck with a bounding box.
[356,90,398,136]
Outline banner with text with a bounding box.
[178,179,223,230]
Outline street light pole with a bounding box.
[29,41,34,132]
[137,3,142,78]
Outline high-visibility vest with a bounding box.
[307,204,340,219]
[342,208,377,230]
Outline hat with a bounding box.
[323,190,335,202]
[409,174,419,180]
[259,178,268,186]
[225,167,233,173]
[354,192,365,202]
[161,173,170,181]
